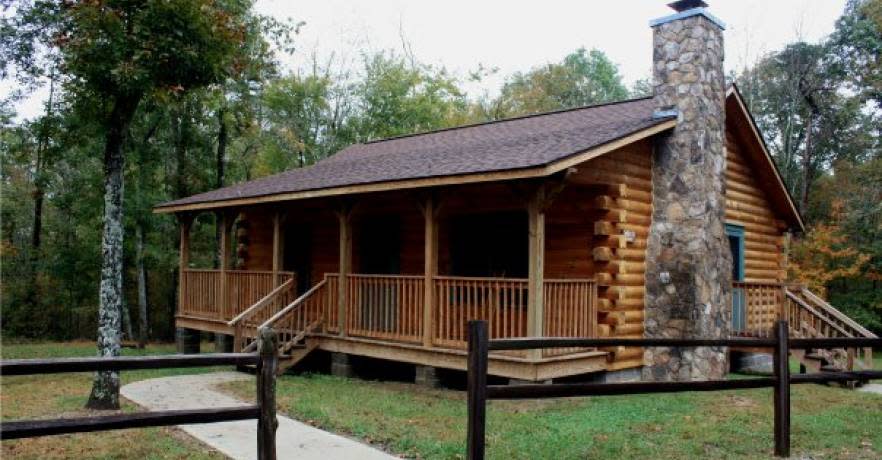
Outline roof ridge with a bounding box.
[362,95,654,145]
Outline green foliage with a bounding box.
[494,48,630,118]
[347,51,468,141]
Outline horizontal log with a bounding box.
[599,311,626,326]
[0,406,260,440]
[613,298,645,309]
[0,353,259,376]
[612,323,644,336]
[590,158,652,180]
[594,221,616,236]
[592,247,613,262]
[610,347,644,360]
[570,171,652,191]
[617,199,652,214]
[615,247,647,261]
[486,378,776,400]
[615,273,646,284]
[597,324,611,337]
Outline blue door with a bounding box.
[727,224,746,332]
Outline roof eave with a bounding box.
[725,84,805,232]
[154,119,677,214]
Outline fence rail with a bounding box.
[466,320,882,460]
[0,329,280,460]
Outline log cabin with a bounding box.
[154,1,875,382]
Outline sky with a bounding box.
[3,0,847,121]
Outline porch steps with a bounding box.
[783,286,876,388]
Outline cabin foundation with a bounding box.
[730,351,773,374]
[414,365,440,388]
[176,327,200,354]
[594,368,642,383]
[330,352,354,378]
[214,333,234,353]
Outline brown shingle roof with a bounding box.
[157,96,671,211]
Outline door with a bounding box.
[357,217,402,332]
[284,224,312,295]
[727,224,746,332]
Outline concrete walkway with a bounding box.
[121,372,398,460]
[859,383,882,396]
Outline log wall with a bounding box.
[724,129,788,283]
[556,139,654,370]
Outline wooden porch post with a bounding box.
[218,211,234,320]
[271,212,285,286]
[421,195,439,347]
[336,204,353,336]
[527,186,546,360]
[178,213,194,315]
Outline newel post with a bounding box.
[218,211,235,319]
[526,186,546,360]
[256,327,278,460]
[271,212,285,287]
[177,212,194,315]
[773,320,790,458]
[421,194,439,347]
[336,203,353,336]
[466,320,488,460]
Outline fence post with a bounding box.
[467,320,489,460]
[773,320,790,458]
[256,327,278,460]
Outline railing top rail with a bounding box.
[182,268,295,275]
[227,278,295,326]
[433,275,529,282]
[544,278,596,284]
[733,281,784,287]
[347,273,425,280]
[0,353,258,376]
[785,291,854,338]
[225,269,295,275]
[263,279,328,328]
[796,288,878,338]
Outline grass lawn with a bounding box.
[223,359,882,460]
[1,340,227,459]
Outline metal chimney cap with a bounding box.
[668,0,708,12]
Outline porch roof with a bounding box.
[155,97,675,213]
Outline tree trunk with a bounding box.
[121,297,134,341]
[800,114,814,215]
[27,75,54,309]
[86,94,140,410]
[214,107,227,269]
[136,222,149,349]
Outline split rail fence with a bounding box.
[466,320,881,460]
[0,328,281,460]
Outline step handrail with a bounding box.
[797,288,878,338]
[227,278,295,327]
[785,290,853,338]
[262,278,327,328]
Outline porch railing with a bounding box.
[179,269,295,322]
[733,281,784,337]
[308,274,598,358]
[347,274,426,344]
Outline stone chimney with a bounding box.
[643,0,732,381]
